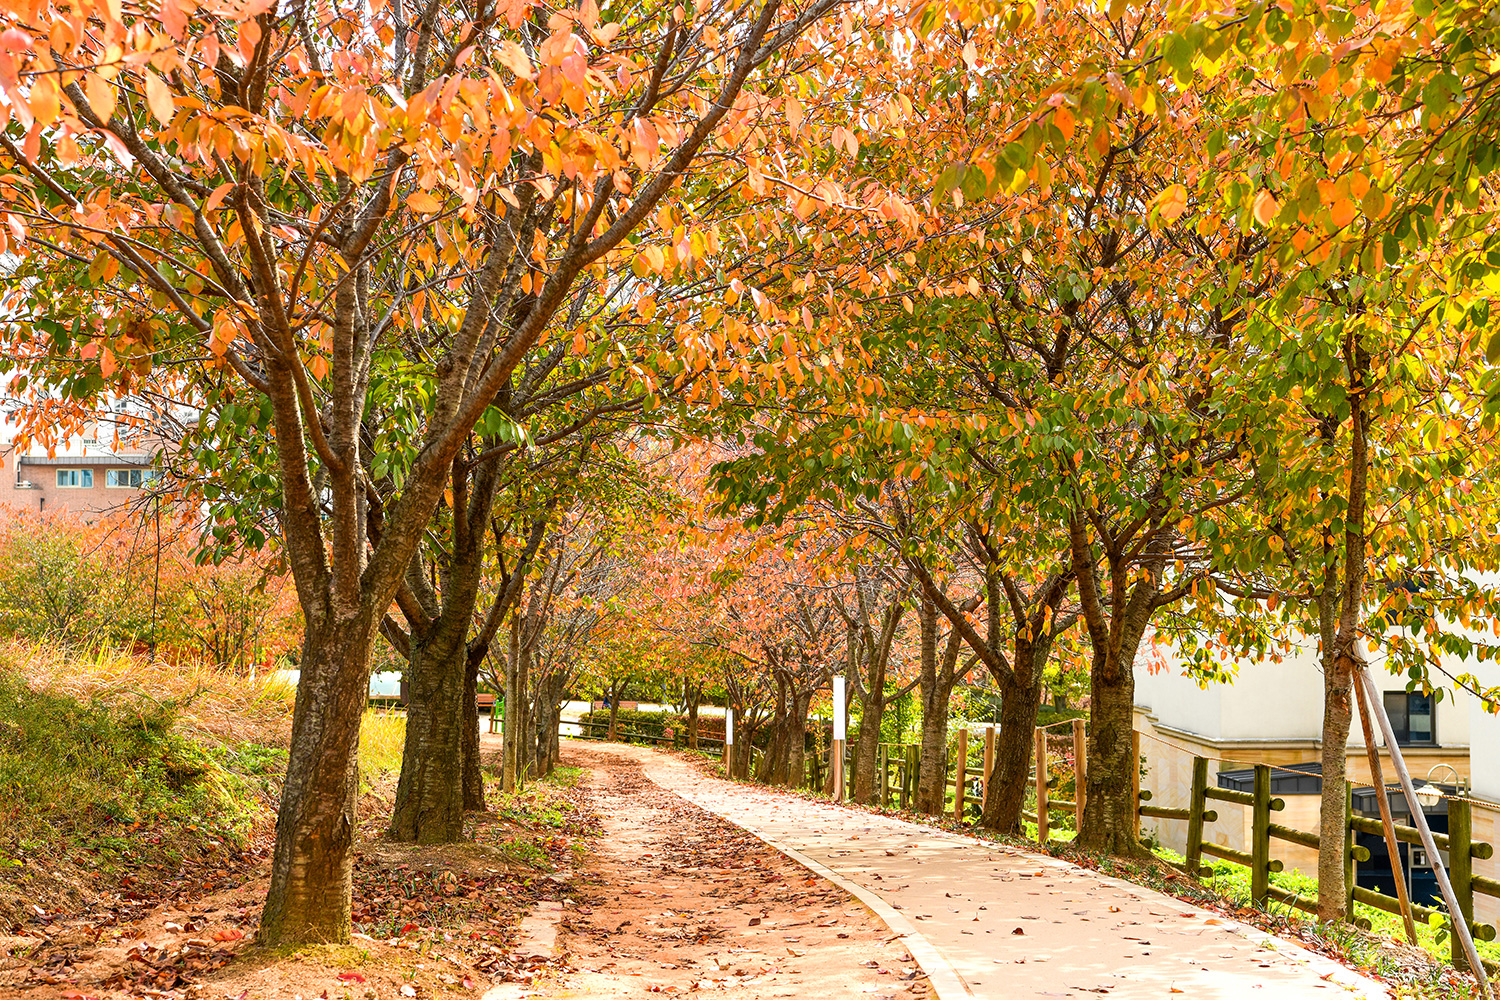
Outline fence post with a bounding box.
[902,744,916,810]
[1130,729,1142,839]
[954,728,969,823]
[1343,781,1356,921]
[1251,763,1271,908]
[1186,756,1208,877]
[883,745,893,808]
[1072,719,1087,830]
[983,726,995,802]
[1450,797,1475,971]
[1035,727,1049,844]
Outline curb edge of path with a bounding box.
[661,788,976,999]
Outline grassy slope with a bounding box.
[0,643,415,924]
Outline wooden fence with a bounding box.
[1142,754,1500,970]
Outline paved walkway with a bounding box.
[581,741,1387,1000]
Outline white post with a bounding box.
[833,675,847,802]
[723,708,734,772]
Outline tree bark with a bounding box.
[462,650,485,810]
[1071,515,1158,857]
[981,660,1045,832]
[915,595,964,815]
[1318,332,1370,920]
[259,618,375,945]
[686,686,701,749]
[389,628,469,843]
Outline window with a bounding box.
[1384,690,1436,745]
[55,469,94,488]
[106,469,149,488]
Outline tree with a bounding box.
[0,0,856,942]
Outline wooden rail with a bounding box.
[1146,755,1500,965]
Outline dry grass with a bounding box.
[2,638,296,749]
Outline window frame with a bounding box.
[105,469,147,489]
[1383,690,1437,746]
[54,468,94,488]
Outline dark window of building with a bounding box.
[1384,691,1435,745]
[55,468,94,488]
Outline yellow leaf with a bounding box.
[145,71,174,126]
[1252,189,1278,226]
[1155,183,1188,223]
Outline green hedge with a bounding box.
[575,709,737,747]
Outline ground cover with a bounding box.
[0,646,599,1000]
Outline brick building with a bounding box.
[4,443,160,518]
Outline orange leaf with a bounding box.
[498,41,533,79]
[1155,183,1187,223]
[145,71,174,125]
[28,75,59,125]
[1329,196,1356,228]
[84,72,117,123]
[1252,189,1278,226]
[406,190,443,214]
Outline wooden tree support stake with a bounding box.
[1356,724,1412,944]
[1035,727,1049,843]
[983,726,995,802]
[953,728,969,823]
[1072,718,1087,830]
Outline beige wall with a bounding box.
[1474,801,1500,925]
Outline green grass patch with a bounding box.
[1187,856,1500,973]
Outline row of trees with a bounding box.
[3,0,1500,948]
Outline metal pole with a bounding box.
[1359,667,1493,999]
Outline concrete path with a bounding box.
[582,741,1387,1000]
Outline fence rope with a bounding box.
[1132,725,1500,810]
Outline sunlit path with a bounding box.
[586,741,1387,1000]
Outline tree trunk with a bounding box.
[686,690,700,749]
[916,693,949,814]
[852,690,885,804]
[981,664,1044,833]
[258,619,374,945]
[1318,333,1370,921]
[461,649,484,811]
[914,593,955,815]
[607,683,621,741]
[1318,648,1354,919]
[502,617,522,792]
[785,689,811,790]
[1077,644,1145,855]
[389,628,468,843]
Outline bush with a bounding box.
[0,509,301,669]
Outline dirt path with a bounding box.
[545,742,931,999]
[579,741,1392,1000]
